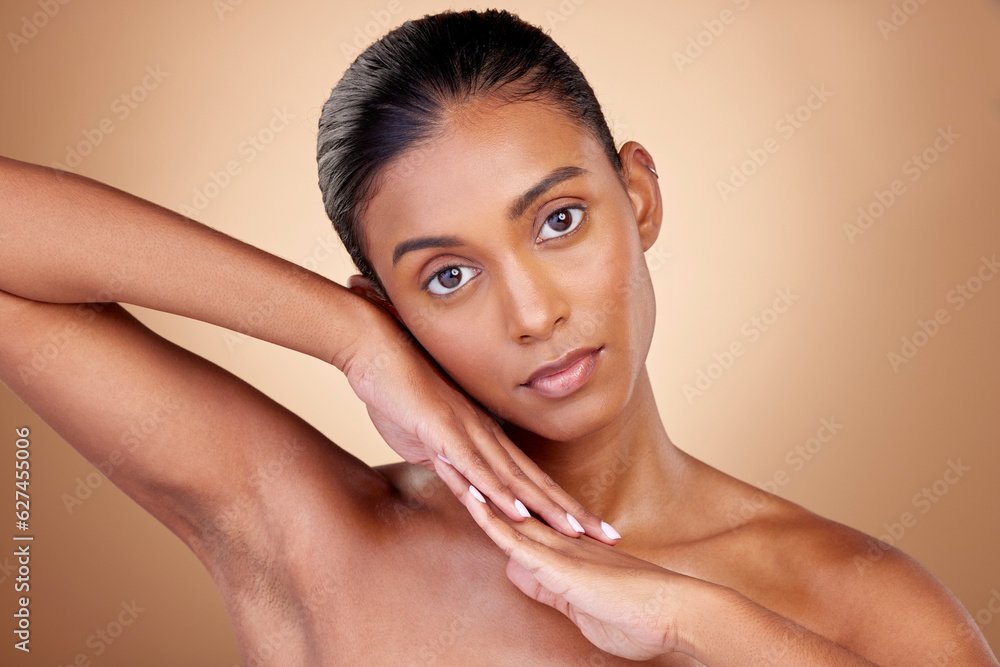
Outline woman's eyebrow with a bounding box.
[507,165,588,221]
[392,236,462,265]
[391,165,589,267]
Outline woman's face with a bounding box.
[359,98,662,442]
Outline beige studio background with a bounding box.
[0,0,998,664]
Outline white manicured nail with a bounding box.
[437,454,452,465]
[469,485,486,503]
[601,521,621,540]
[567,513,584,533]
[514,499,530,518]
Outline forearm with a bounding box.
[0,156,373,369]
[676,580,878,666]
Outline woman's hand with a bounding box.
[338,294,620,545]
[440,462,682,661]
[450,481,890,665]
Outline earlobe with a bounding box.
[618,141,663,252]
[347,274,400,320]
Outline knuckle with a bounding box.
[541,473,560,491]
[465,454,494,481]
[500,454,529,482]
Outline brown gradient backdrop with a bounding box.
[1,0,998,664]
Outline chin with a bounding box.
[501,378,635,443]
[506,408,619,444]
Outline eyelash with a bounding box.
[422,204,589,297]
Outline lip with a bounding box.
[522,347,602,399]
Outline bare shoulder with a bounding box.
[696,464,997,665]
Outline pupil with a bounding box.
[550,211,570,231]
[439,268,461,289]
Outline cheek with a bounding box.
[578,218,654,345]
[400,305,511,406]
[618,247,657,358]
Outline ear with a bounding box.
[618,141,663,252]
[347,274,401,321]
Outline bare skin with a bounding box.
[0,96,996,665]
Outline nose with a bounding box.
[501,256,570,344]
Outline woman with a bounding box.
[0,8,995,666]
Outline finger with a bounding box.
[458,482,578,593]
[434,450,533,530]
[500,441,622,546]
[466,501,621,634]
[424,423,535,525]
[446,421,621,545]
[432,451,475,503]
[458,477,542,562]
[505,558,568,614]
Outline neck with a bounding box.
[504,366,686,535]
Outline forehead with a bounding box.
[360,99,609,266]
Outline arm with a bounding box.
[0,155,365,368]
[677,583,879,665]
[452,477,1000,665]
[0,155,614,542]
[0,291,380,562]
[675,552,999,666]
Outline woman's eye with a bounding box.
[426,266,475,295]
[538,206,585,241]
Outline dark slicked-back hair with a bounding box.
[317,8,622,295]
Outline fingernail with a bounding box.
[601,521,621,540]
[566,513,584,533]
[514,499,530,518]
[469,485,486,503]
[437,454,452,465]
